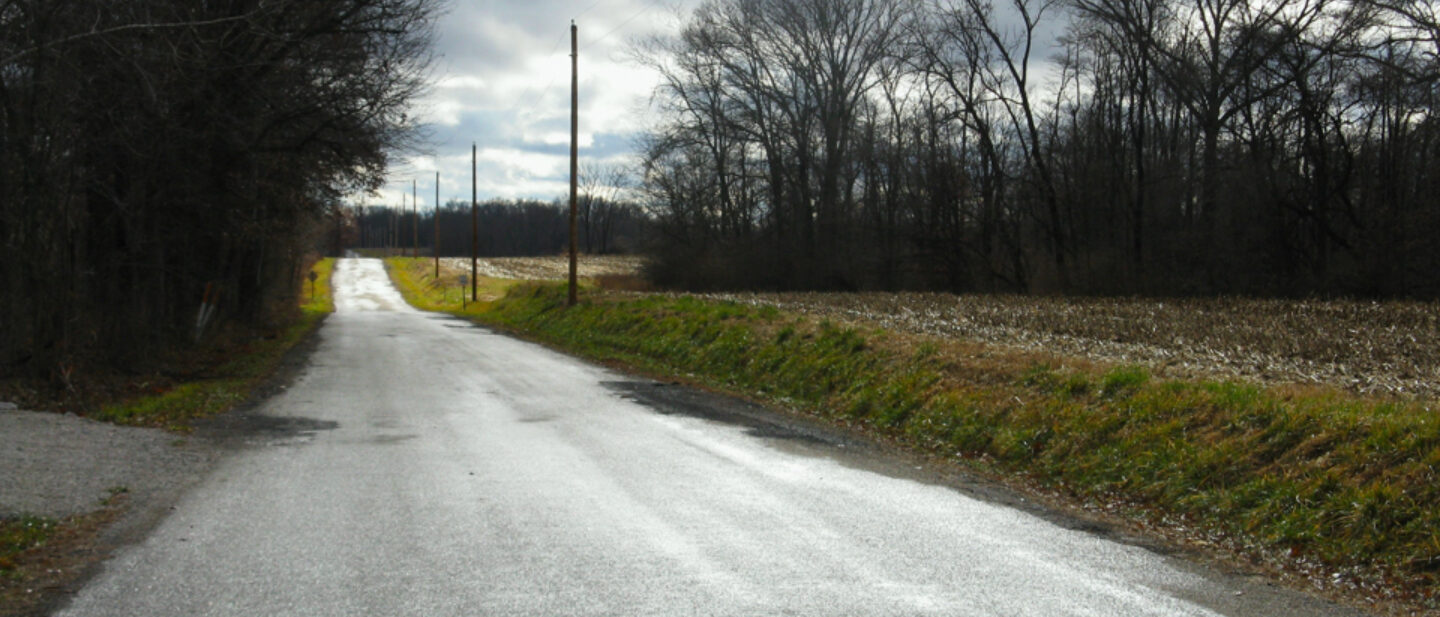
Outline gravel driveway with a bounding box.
[0,408,214,522]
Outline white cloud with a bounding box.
[436,75,487,91]
[360,0,698,205]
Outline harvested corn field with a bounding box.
[440,255,643,281]
[693,292,1440,398]
[432,254,1440,397]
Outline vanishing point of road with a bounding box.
[56,258,1368,616]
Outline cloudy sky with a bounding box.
[366,0,702,210]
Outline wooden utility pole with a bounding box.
[567,21,579,307]
[471,143,478,302]
[412,178,418,259]
[429,168,434,275]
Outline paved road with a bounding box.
[56,258,1367,616]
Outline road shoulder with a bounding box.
[0,313,328,617]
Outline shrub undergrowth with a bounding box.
[92,257,337,429]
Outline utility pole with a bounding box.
[567,21,579,307]
[412,178,418,259]
[471,143,478,302]
[434,171,440,278]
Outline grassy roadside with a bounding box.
[92,257,337,429]
[387,263,1438,611]
[0,501,126,616]
[0,517,55,575]
[383,257,519,311]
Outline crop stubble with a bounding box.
[437,256,1440,398]
[439,255,642,281]
[696,292,1440,398]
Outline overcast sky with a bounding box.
[364,0,700,210]
[368,0,1069,211]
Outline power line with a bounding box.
[512,0,671,116]
[573,0,608,21]
[508,30,571,116]
[584,0,670,49]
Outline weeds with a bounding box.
[0,517,54,575]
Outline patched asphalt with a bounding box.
[51,258,1373,617]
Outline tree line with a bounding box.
[346,197,646,258]
[0,0,436,376]
[637,0,1440,296]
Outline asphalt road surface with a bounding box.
[55,258,1368,617]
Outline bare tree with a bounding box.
[578,161,636,255]
[1,0,437,377]
[634,0,1440,298]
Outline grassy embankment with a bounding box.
[383,256,526,312]
[386,259,1438,609]
[92,257,337,428]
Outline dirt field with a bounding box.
[439,255,643,281]
[430,255,1439,398]
[694,292,1440,398]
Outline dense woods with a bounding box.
[0,0,435,376]
[347,198,646,257]
[638,0,1440,296]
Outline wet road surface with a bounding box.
[55,258,1368,616]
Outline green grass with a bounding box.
[383,257,518,314]
[386,267,1440,604]
[301,257,337,315]
[0,517,55,576]
[92,257,337,429]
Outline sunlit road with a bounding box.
[56,258,1366,616]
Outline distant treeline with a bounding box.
[1,0,436,376]
[347,198,645,257]
[638,0,1440,297]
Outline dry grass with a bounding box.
[0,490,126,617]
[690,292,1440,398]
